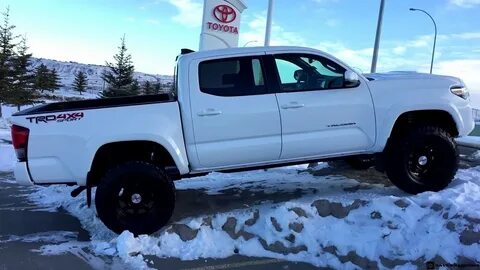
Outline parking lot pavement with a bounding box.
[0,146,479,269]
[0,171,322,270]
[0,172,91,270]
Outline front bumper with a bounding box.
[14,162,34,186]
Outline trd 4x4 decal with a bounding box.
[26,112,84,124]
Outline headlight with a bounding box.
[450,86,469,99]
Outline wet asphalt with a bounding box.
[0,146,479,270]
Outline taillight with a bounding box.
[11,125,29,162]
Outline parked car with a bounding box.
[10,46,474,235]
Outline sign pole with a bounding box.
[371,0,385,73]
[265,0,274,46]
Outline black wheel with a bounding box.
[385,126,458,194]
[345,156,375,170]
[95,161,175,235]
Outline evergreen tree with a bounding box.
[101,35,137,98]
[142,80,153,95]
[129,79,140,96]
[6,36,37,110]
[33,63,50,93]
[47,68,61,91]
[152,81,162,94]
[73,71,87,95]
[0,7,18,117]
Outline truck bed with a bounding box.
[13,93,176,116]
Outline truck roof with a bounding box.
[179,46,323,60]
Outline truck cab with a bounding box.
[180,47,376,171]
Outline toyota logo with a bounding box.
[213,5,236,24]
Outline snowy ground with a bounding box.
[18,165,478,269]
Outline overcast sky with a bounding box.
[2,0,480,94]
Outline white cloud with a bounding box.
[240,14,307,47]
[168,0,203,28]
[451,32,480,40]
[393,46,407,55]
[435,59,480,90]
[406,35,432,48]
[449,0,480,8]
[434,59,480,108]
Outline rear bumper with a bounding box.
[14,162,34,186]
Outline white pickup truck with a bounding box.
[10,46,474,235]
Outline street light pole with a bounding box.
[371,0,386,73]
[265,0,274,46]
[410,8,437,74]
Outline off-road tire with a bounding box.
[385,126,458,194]
[95,161,175,235]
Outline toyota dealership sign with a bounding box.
[208,4,239,34]
[200,0,247,51]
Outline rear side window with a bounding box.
[199,57,267,97]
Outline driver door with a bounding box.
[270,53,376,159]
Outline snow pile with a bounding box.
[0,144,15,172]
[0,116,14,172]
[0,117,9,129]
[26,165,480,269]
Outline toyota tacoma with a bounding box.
[10,46,474,235]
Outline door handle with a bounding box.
[197,109,222,117]
[281,102,305,110]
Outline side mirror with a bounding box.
[344,70,360,87]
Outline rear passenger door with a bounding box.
[189,55,282,169]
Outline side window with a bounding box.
[199,57,266,97]
[273,54,348,92]
[252,59,265,86]
[275,59,302,85]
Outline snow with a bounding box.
[0,231,78,244]
[0,144,15,172]
[0,116,14,172]
[50,88,100,100]
[21,163,480,269]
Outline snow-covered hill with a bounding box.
[30,58,173,94]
